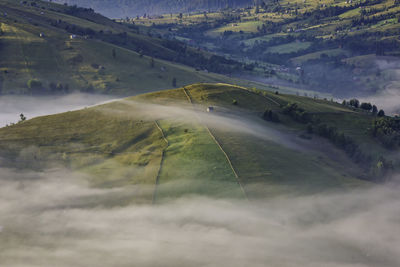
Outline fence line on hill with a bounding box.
[182,87,248,200]
[219,83,281,106]
[152,120,168,204]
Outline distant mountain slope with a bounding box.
[1,83,398,201]
[52,0,254,18]
[0,0,262,95]
[133,0,400,98]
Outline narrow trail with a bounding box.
[182,87,248,200]
[152,120,169,205]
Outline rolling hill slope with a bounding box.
[0,0,269,95]
[1,83,398,203]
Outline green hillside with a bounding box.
[0,0,272,95]
[135,0,400,96]
[1,83,398,203]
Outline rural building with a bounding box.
[207,106,214,112]
[39,32,45,38]
[70,34,77,39]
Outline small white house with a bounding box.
[207,106,214,112]
[70,34,77,39]
[39,32,45,38]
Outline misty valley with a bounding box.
[0,0,399,266]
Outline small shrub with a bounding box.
[360,102,372,111]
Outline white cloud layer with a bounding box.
[0,166,399,267]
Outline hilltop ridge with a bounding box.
[1,83,398,201]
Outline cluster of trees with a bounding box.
[282,103,310,123]
[344,99,385,116]
[372,116,400,148]
[307,121,370,163]
[262,109,280,122]
[260,99,395,181]
[308,116,394,181]
[345,98,400,149]
[309,120,394,180]
[63,4,95,16]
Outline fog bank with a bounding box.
[0,93,116,127]
[0,165,399,267]
[360,85,400,115]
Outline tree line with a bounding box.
[259,95,396,181]
[54,0,253,18]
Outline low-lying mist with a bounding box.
[1,91,399,266]
[0,93,116,127]
[104,100,311,152]
[0,165,399,267]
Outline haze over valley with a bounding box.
[0,0,399,266]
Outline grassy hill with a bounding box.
[0,0,278,95]
[1,83,398,203]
